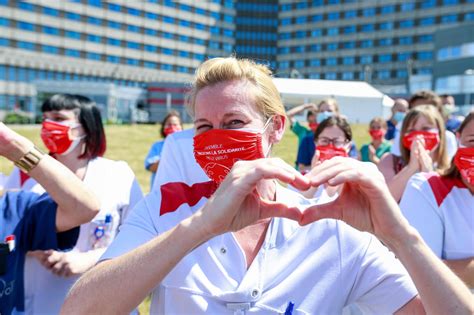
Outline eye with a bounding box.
[196,124,212,132]
[226,120,245,129]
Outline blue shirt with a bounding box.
[145,140,165,190]
[0,192,79,315]
[296,133,359,166]
[446,117,462,133]
[385,120,397,141]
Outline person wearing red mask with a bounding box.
[145,110,183,189]
[21,94,143,315]
[360,117,391,164]
[63,57,472,315]
[400,112,474,290]
[379,105,450,201]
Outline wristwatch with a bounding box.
[14,146,44,173]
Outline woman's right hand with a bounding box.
[407,136,424,172]
[196,158,311,237]
[311,149,321,169]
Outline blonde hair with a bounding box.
[186,57,285,120]
[318,98,340,114]
[399,105,449,171]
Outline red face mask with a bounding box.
[317,144,349,162]
[193,126,268,184]
[41,120,83,155]
[164,125,181,137]
[369,129,384,140]
[309,122,318,132]
[454,147,474,185]
[402,130,440,151]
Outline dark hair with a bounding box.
[313,116,352,141]
[41,94,106,159]
[408,90,443,115]
[160,110,182,138]
[443,112,474,179]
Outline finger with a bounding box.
[308,158,355,187]
[249,159,310,190]
[259,198,302,222]
[300,201,342,226]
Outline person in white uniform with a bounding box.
[23,94,143,314]
[63,57,473,314]
[400,111,474,289]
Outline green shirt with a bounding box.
[360,141,392,162]
[291,121,312,145]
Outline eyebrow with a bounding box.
[193,111,249,124]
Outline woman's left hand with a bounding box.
[301,158,411,246]
[37,250,93,277]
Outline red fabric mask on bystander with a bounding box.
[317,145,349,162]
[369,129,384,140]
[163,125,181,137]
[454,147,474,185]
[402,130,439,151]
[41,120,84,155]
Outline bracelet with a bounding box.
[14,146,44,173]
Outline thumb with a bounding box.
[299,200,342,226]
[259,198,302,222]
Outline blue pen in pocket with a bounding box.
[284,301,294,315]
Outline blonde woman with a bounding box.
[64,57,472,314]
[378,105,449,201]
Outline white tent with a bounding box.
[272,78,394,123]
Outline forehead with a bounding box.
[319,102,335,111]
[319,125,346,138]
[194,80,261,120]
[43,109,77,120]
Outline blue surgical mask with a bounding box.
[393,111,406,123]
[317,111,334,124]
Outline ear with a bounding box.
[270,114,286,144]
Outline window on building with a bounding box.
[441,14,457,23]
[362,7,376,17]
[295,60,305,68]
[379,54,392,63]
[43,7,59,16]
[309,73,321,79]
[401,2,415,11]
[361,24,374,32]
[0,38,9,46]
[325,72,337,80]
[143,61,156,69]
[18,1,35,11]
[65,12,81,20]
[344,25,356,34]
[399,36,413,45]
[0,17,9,27]
[399,20,414,28]
[126,58,139,66]
[379,22,394,30]
[420,17,435,26]
[443,0,459,4]
[377,70,391,79]
[418,34,433,43]
[311,14,323,22]
[279,47,290,54]
[18,41,35,50]
[360,55,372,64]
[42,26,59,35]
[281,18,292,25]
[18,21,35,31]
[126,41,140,49]
[327,43,338,51]
[327,12,340,20]
[127,25,140,32]
[327,27,339,35]
[342,72,354,80]
[397,70,408,78]
[343,56,355,65]
[295,16,307,24]
[311,29,322,37]
[344,10,357,19]
[145,28,157,36]
[465,12,474,21]
[42,45,59,54]
[108,21,121,29]
[127,7,141,16]
[326,57,338,66]
[65,49,80,57]
[360,40,374,48]
[378,38,393,46]
[279,61,290,69]
[86,52,101,60]
[417,51,433,60]
[87,34,102,43]
[421,0,436,8]
[310,59,321,66]
[398,52,412,61]
[310,44,321,52]
[381,5,395,14]
[107,55,120,63]
[343,41,355,49]
[87,17,102,25]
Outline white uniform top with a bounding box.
[391,129,458,160]
[103,182,417,315]
[152,128,209,190]
[400,172,474,259]
[23,157,144,314]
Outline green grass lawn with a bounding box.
[1,123,370,194]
